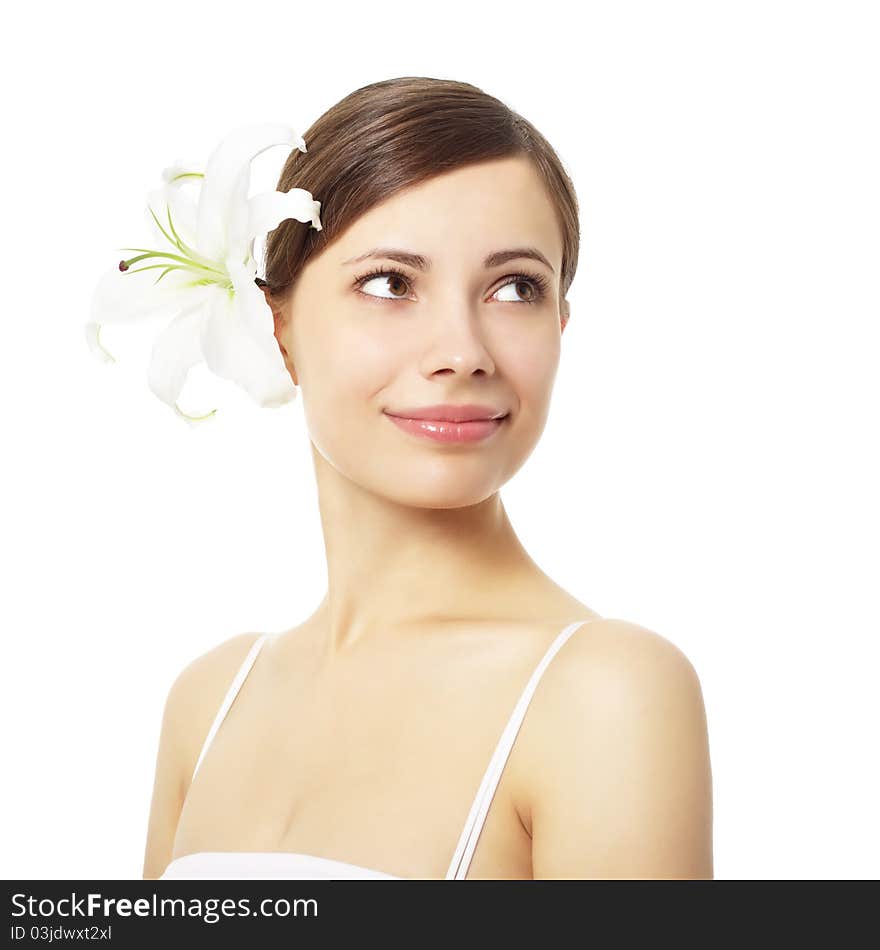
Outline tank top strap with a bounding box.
[444,619,597,880]
[190,634,270,783]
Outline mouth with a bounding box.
[383,411,509,444]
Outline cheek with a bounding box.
[500,329,560,414]
[301,325,414,484]
[296,320,399,434]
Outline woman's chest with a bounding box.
[171,628,559,878]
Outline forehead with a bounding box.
[331,155,563,267]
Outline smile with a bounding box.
[384,412,508,444]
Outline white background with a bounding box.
[1,0,877,879]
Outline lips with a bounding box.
[384,412,508,444]
[384,403,508,423]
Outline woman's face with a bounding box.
[271,155,569,508]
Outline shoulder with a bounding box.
[535,617,705,713]
[143,631,264,878]
[161,632,267,784]
[522,618,713,878]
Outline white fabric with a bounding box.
[161,850,402,880]
[161,619,592,880]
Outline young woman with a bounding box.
[143,76,713,880]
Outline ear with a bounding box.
[560,298,570,333]
[261,284,299,386]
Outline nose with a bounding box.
[418,300,497,379]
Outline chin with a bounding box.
[380,477,501,510]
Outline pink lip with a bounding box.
[385,403,508,423]
[384,412,508,443]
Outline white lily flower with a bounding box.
[87,123,322,423]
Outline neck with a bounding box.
[306,443,547,657]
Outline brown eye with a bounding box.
[356,270,412,300]
[514,280,535,302]
[493,275,547,305]
[386,276,409,297]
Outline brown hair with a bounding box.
[261,76,580,316]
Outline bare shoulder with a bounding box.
[163,631,268,778]
[521,618,713,879]
[141,631,265,879]
[536,617,705,705]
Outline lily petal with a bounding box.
[90,261,213,327]
[247,187,322,241]
[200,284,296,408]
[147,182,200,253]
[147,301,214,417]
[85,322,117,363]
[226,256,285,364]
[196,123,307,264]
[162,160,205,187]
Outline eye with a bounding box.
[355,268,413,301]
[492,274,550,305]
[352,267,551,305]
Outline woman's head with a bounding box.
[262,76,580,508]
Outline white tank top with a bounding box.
[161,619,595,880]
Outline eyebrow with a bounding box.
[341,246,555,274]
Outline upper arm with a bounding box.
[141,632,265,879]
[141,664,193,879]
[529,620,714,879]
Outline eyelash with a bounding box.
[352,266,551,306]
